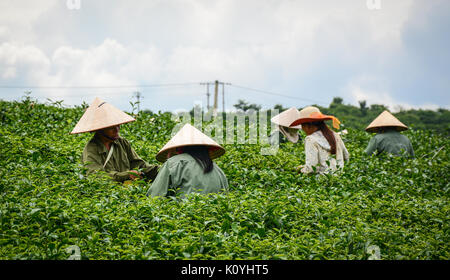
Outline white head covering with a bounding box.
[271,107,301,143]
[271,107,302,128]
[279,125,300,143]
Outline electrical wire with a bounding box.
[0,81,330,105]
[229,84,329,105]
[0,82,200,89]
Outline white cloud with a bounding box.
[0,42,50,80]
[0,0,447,111]
[0,0,58,45]
[347,81,395,107]
[345,75,447,112]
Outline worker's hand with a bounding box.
[142,165,159,181]
[296,165,304,173]
[129,170,142,180]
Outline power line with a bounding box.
[0,82,200,89]
[1,81,331,107]
[200,81,230,113]
[229,84,329,105]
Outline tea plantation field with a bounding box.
[0,98,448,260]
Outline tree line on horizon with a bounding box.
[151,97,449,135]
[232,97,450,135]
[25,92,445,136]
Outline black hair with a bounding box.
[183,145,214,173]
[378,126,397,133]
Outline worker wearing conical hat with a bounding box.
[365,110,414,157]
[290,106,349,174]
[269,107,302,145]
[146,123,228,198]
[71,97,158,182]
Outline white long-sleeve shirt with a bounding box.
[301,130,349,174]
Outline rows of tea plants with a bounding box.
[0,98,448,259]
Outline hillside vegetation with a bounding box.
[0,97,448,260]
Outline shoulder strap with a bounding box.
[103,144,115,169]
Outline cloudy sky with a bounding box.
[0,0,449,112]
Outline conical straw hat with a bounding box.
[290,106,341,129]
[271,107,302,129]
[70,97,135,134]
[365,110,408,133]
[156,123,225,162]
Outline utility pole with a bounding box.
[133,91,142,113]
[200,82,213,109]
[213,80,219,116]
[222,83,225,113]
[200,80,231,116]
[218,81,231,113]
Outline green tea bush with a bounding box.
[0,98,448,260]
